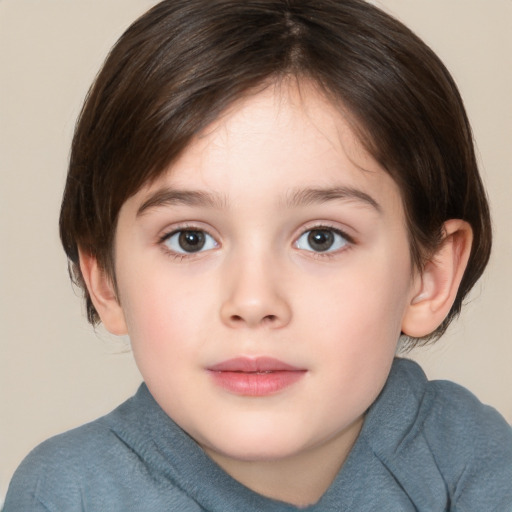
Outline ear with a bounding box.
[79,249,128,336]
[401,219,473,338]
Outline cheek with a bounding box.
[117,268,204,359]
[308,257,410,335]
[298,250,413,379]
[299,268,409,420]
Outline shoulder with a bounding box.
[4,385,205,511]
[4,386,171,511]
[423,374,512,510]
[5,412,131,511]
[425,376,511,442]
[383,358,511,441]
[371,358,512,510]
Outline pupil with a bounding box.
[308,230,334,252]
[178,231,205,252]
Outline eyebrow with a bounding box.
[137,185,382,216]
[284,186,382,213]
[137,188,227,216]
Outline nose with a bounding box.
[219,255,292,329]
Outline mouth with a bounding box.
[207,357,307,396]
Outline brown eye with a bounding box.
[295,228,349,253]
[163,230,217,254]
[178,231,205,252]
[307,230,335,252]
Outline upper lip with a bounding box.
[208,357,304,373]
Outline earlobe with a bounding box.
[79,249,128,336]
[401,220,473,338]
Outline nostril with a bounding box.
[229,314,277,324]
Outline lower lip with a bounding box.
[208,370,306,396]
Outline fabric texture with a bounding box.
[5,358,512,511]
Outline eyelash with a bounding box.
[158,225,218,260]
[157,224,355,260]
[295,224,354,258]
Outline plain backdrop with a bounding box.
[1,0,511,500]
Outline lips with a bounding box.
[207,357,306,396]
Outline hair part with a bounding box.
[60,0,492,344]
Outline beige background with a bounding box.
[1,0,511,501]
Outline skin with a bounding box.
[82,80,472,506]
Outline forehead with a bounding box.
[126,80,403,218]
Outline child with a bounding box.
[5,0,512,510]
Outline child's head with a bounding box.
[57,1,492,499]
[60,0,491,345]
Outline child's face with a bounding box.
[111,82,418,465]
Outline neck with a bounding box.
[202,416,363,507]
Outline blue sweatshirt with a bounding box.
[5,359,512,511]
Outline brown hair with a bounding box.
[59,0,491,344]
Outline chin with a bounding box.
[201,429,312,463]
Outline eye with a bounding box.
[163,229,218,254]
[295,228,349,253]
